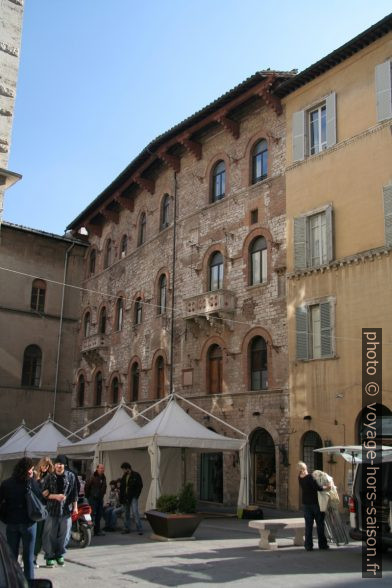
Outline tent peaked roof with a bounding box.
[0,425,32,458]
[24,421,69,458]
[59,405,141,455]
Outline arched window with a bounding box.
[104,239,112,268]
[212,160,226,202]
[252,139,268,183]
[135,298,142,324]
[120,235,128,258]
[99,307,107,334]
[21,345,42,387]
[160,194,170,230]
[209,252,223,291]
[158,275,167,315]
[83,312,91,338]
[250,428,276,505]
[88,249,96,276]
[156,356,165,398]
[115,297,124,331]
[31,279,46,313]
[138,212,146,246]
[250,336,268,390]
[302,431,323,472]
[250,237,267,285]
[130,362,140,401]
[208,344,223,394]
[77,374,85,407]
[95,372,103,405]
[111,377,119,404]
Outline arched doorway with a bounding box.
[302,431,323,472]
[250,428,276,505]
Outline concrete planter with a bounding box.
[145,510,201,540]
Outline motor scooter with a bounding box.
[70,497,93,548]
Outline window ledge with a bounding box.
[296,355,338,363]
[246,282,268,292]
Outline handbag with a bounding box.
[26,484,48,522]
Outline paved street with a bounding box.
[29,517,392,588]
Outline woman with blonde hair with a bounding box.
[33,456,53,567]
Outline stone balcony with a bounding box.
[184,290,236,322]
[81,333,108,354]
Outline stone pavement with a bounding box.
[29,511,392,588]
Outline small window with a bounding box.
[135,298,142,324]
[31,279,46,313]
[250,236,267,285]
[309,104,327,155]
[302,431,323,472]
[77,374,85,407]
[130,362,140,401]
[83,312,91,338]
[250,336,268,390]
[212,161,226,202]
[209,252,223,291]
[21,345,42,387]
[120,235,128,258]
[156,356,165,398]
[111,377,119,404]
[160,194,170,230]
[250,209,258,225]
[296,301,333,360]
[104,239,112,268]
[115,297,124,331]
[252,140,268,183]
[294,205,333,270]
[208,344,223,394]
[158,275,167,315]
[99,307,107,334]
[95,372,103,405]
[88,249,96,276]
[138,213,146,246]
[292,93,336,162]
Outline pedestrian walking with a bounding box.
[33,456,53,568]
[298,461,330,551]
[41,454,78,567]
[0,456,42,583]
[119,462,143,535]
[85,463,107,536]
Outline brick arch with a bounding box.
[81,306,92,339]
[136,209,147,245]
[113,290,126,330]
[86,246,98,277]
[128,355,142,402]
[205,153,231,204]
[131,290,145,324]
[97,302,108,334]
[91,367,106,406]
[74,368,89,407]
[199,335,229,394]
[201,243,228,292]
[150,348,169,400]
[154,267,170,315]
[108,370,122,404]
[242,226,273,285]
[241,327,275,390]
[241,129,272,186]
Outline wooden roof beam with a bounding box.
[157,150,181,173]
[179,136,202,160]
[100,209,119,224]
[133,174,155,195]
[114,193,134,212]
[216,115,240,139]
[86,222,102,237]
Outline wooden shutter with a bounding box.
[320,301,332,357]
[375,61,392,122]
[383,185,392,246]
[325,205,334,263]
[326,92,336,148]
[294,215,307,269]
[296,306,309,360]
[292,110,305,162]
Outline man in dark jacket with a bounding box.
[298,461,330,551]
[85,463,107,536]
[119,462,143,534]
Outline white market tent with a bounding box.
[95,394,249,512]
[0,422,33,480]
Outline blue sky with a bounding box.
[4,0,392,235]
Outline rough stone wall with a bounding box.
[73,98,289,507]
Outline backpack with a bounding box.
[26,484,48,522]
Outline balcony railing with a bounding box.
[184,290,236,319]
[81,334,107,353]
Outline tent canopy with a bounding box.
[0,419,70,461]
[0,424,33,461]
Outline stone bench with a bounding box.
[249,518,307,550]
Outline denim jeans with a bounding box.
[6,522,37,582]
[42,515,72,559]
[104,505,124,528]
[303,504,328,549]
[123,498,142,532]
[89,496,104,533]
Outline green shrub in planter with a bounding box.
[178,483,197,514]
[156,494,178,513]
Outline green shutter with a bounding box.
[383,185,392,247]
[320,301,332,357]
[294,215,307,269]
[326,92,336,148]
[325,205,334,263]
[292,110,305,162]
[296,306,309,360]
[375,61,392,122]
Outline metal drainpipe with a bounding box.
[53,242,75,419]
[169,171,178,395]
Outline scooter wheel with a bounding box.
[78,526,92,548]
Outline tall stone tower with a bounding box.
[0,0,24,224]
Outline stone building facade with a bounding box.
[0,222,87,434]
[68,71,292,508]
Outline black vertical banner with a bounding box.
[362,329,382,578]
